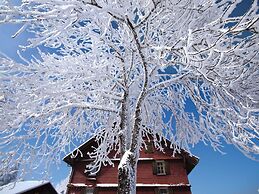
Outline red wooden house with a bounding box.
[63,137,198,194]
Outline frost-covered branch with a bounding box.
[0,0,258,193]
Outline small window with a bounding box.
[159,188,169,194]
[153,160,170,175]
[155,188,170,194]
[84,188,94,194]
[156,161,166,175]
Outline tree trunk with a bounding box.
[118,151,137,194]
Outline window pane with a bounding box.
[156,161,166,175]
[159,188,168,194]
[85,188,94,194]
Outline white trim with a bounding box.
[80,157,155,162]
[111,158,155,161]
[87,177,97,181]
[68,183,92,187]
[96,183,190,187]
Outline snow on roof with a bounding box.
[0,180,49,194]
[181,147,200,160]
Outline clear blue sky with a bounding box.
[0,1,258,193]
[190,143,259,194]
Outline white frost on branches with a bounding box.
[55,174,70,194]
[0,0,258,193]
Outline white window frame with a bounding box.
[156,160,166,175]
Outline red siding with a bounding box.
[97,162,118,184]
[136,160,189,184]
[71,162,87,183]
[93,187,191,194]
[66,144,193,194]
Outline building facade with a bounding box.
[63,138,198,194]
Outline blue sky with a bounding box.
[0,1,258,193]
[190,143,259,194]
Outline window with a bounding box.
[155,188,171,194]
[156,161,166,175]
[84,188,94,194]
[153,160,170,175]
[159,188,169,194]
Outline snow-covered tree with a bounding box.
[55,174,70,194]
[0,163,18,187]
[0,0,258,193]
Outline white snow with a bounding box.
[118,150,133,170]
[0,94,4,101]
[0,181,48,194]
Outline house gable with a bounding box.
[63,136,199,194]
[63,137,199,175]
